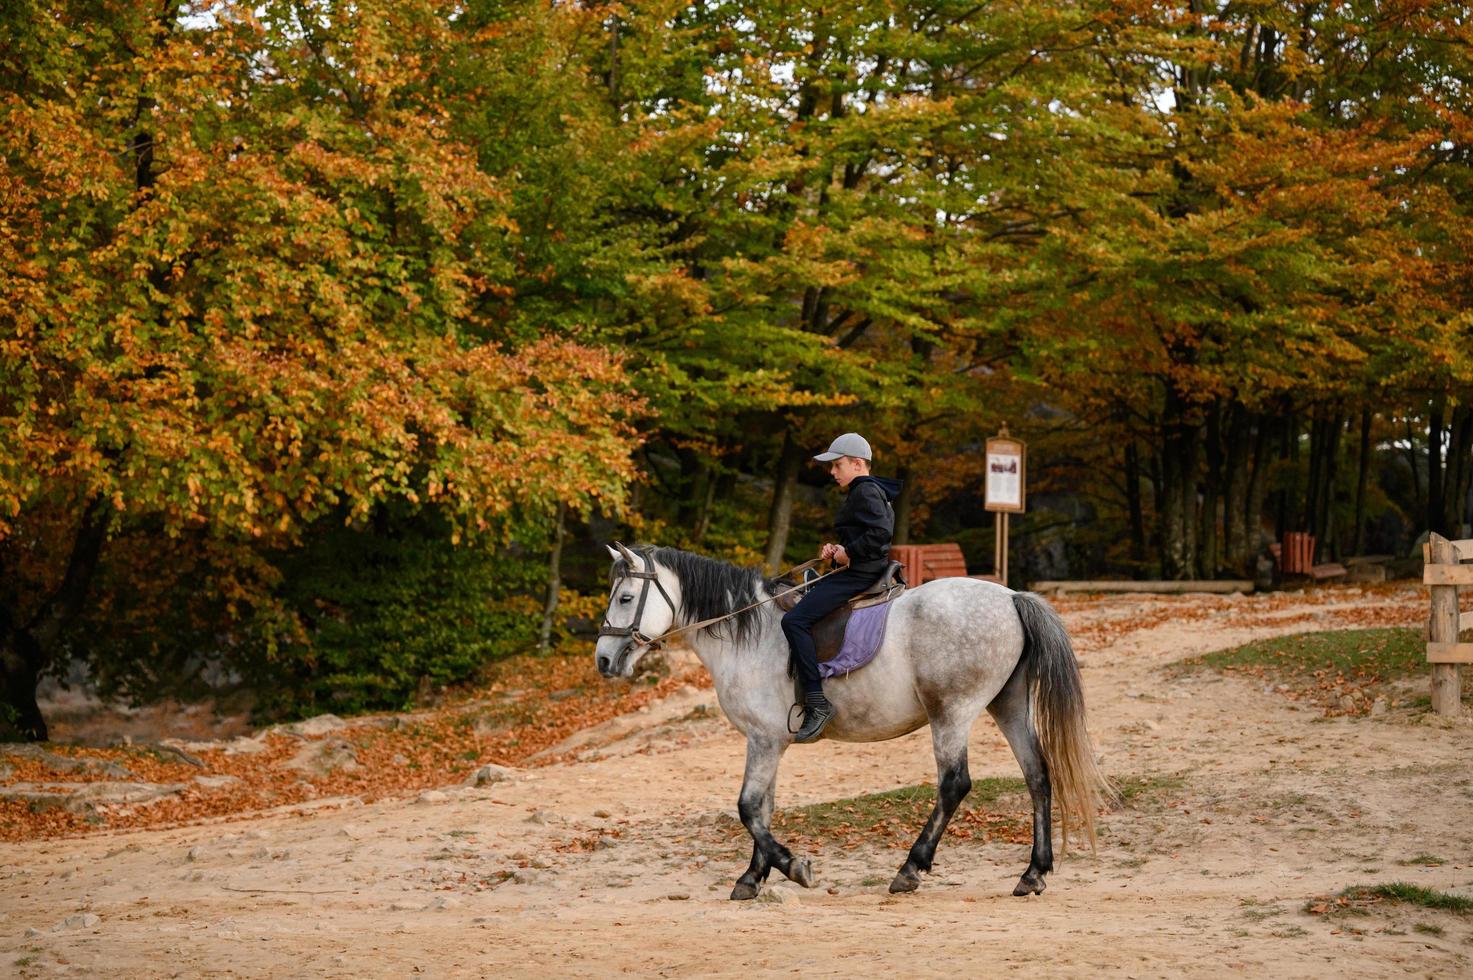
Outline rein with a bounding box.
[599,552,838,651]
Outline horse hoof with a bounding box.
[888,869,921,894]
[730,881,760,901]
[1012,875,1046,897]
[789,858,816,889]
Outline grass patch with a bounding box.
[1396,853,1447,867]
[1239,898,1286,922]
[1353,883,1473,914]
[1114,773,1187,808]
[1184,627,1442,716]
[1308,882,1473,918]
[1414,922,1445,936]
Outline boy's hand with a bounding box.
[820,543,837,561]
[832,546,849,566]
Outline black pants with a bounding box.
[780,566,885,696]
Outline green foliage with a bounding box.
[243,512,550,720]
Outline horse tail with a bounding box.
[1012,591,1112,855]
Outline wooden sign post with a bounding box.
[985,425,1026,587]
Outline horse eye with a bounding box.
[619,594,633,604]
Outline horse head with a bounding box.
[595,543,679,678]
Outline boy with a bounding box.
[782,432,902,742]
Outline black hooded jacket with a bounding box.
[833,475,904,575]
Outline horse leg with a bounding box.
[730,737,811,900]
[987,660,1053,896]
[890,714,974,894]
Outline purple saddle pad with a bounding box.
[818,601,894,679]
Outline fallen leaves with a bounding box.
[0,650,709,843]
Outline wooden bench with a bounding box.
[891,543,975,586]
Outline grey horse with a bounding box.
[594,543,1109,899]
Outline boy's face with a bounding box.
[828,455,868,488]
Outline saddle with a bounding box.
[777,559,906,664]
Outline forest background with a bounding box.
[2,0,1470,740]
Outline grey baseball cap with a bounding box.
[813,432,872,462]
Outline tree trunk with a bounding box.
[538,502,566,656]
[1444,405,1473,537]
[1,497,110,741]
[1125,439,1146,565]
[1222,404,1252,575]
[1275,410,1296,541]
[1200,401,1223,577]
[763,425,806,574]
[1428,396,1446,535]
[1312,412,1342,560]
[692,470,717,546]
[1243,413,1272,569]
[893,464,914,545]
[1353,408,1372,556]
[1404,417,1423,523]
[1160,391,1201,580]
[0,616,49,743]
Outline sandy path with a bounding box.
[4,587,1472,978]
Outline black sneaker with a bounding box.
[795,694,834,743]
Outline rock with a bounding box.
[284,737,360,777]
[429,895,461,910]
[417,790,449,805]
[513,868,542,885]
[2,745,132,780]
[194,775,241,790]
[147,742,206,768]
[25,927,42,938]
[388,900,421,912]
[524,810,556,825]
[1370,697,1389,717]
[339,824,365,841]
[57,913,100,930]
[757,886,800,905]
[280,714,348,737]
[592,809,612,819]
[594,836,618,851]
[5,781,189,815]
[667,892,690,901]
[0,784,75,813]
[464,764,517,787]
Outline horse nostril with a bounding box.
[597,655,611,674]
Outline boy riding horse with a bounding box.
[782,433,902,742]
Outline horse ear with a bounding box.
[613,541,639,565]
[605,544,622,561]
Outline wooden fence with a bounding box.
[1424,533,1473,717]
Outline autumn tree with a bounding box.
[0,0,643,740]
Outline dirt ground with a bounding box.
[4,585,1472,978]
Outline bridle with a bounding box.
[598,547,837,653]
[598,546,679,650]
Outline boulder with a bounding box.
[284,737,361,777]
[464,764,518,787]
[280,714,348,737]
[1,781,186,814]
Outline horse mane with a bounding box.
[610,546,787,645]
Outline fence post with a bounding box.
[1428,533,1462,717]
